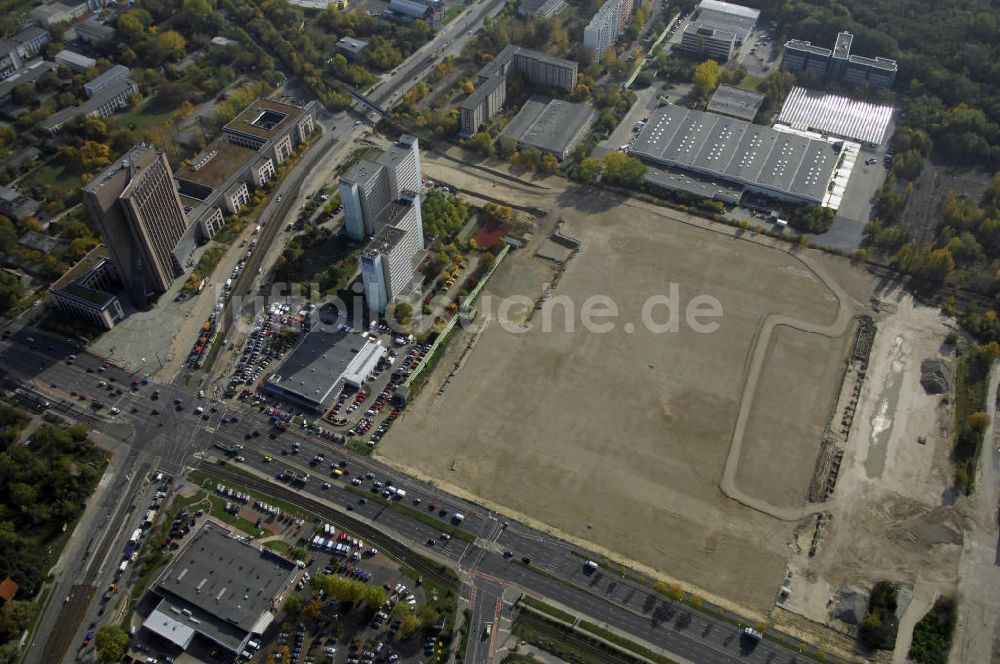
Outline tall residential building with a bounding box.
[340,135,422,244]
[340,137,426,313]
[459,45,578,136]
[583,0,624,63]
[83,144,193,305]
[781,31,897,89]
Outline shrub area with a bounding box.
[909,598,956,664]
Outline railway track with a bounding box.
[198,462,458,589]
[516,610,647,664]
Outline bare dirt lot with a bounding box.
[379,169,874,613]
[738,325,851,509]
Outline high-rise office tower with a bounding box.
[339,136,426,313]
[83,144,191,305]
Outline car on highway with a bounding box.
[263,455,273,462]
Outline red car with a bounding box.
[427,503,436,511]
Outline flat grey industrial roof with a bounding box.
[776,87,893,145]
[151,526,296,652]
[644,165,744,203]
[500,95,594,156]
[266,327,366,407]
[706,85,764,121]
[630,104,840,204]
[692,0,759,41]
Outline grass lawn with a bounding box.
[264,540,293,554]
[207,494,264,536]
[190,466,311,519]
[520,596,575,623]
[445,5,464,21]
[738,74,765,91]
[117,96,180,131]
[25,162,80,194]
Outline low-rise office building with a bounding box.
[54,48,96,72]
[222,97,316,166]
[176,139,277,240]
[74,16,116,44]
[337,36,369,59]
[83,64,129,97]
[0,26,51,79]
[43,77,139,134]
[781,31,897,89]
[47,245,124,330]
[678,0,759,61]
[0,60,56,100]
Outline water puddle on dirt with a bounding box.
[867,335,905,478]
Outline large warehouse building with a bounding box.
[776,87,894,147]
[630,104,843,206]
[263,327,387,412]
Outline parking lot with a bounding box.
[226,315,428,452]
[227,302,302,397]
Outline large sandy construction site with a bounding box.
[379,166,875,612]
[380,155,998,662]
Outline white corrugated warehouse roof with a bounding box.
[776,87,893,146]
[698,0,760,20]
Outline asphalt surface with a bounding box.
[0,5,844,660]
[2,309,842,664]
[465,575,504,664]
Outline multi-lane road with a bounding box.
[1,328,841,664]
[1,3,843,660]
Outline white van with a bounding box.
[584,560,598,573]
